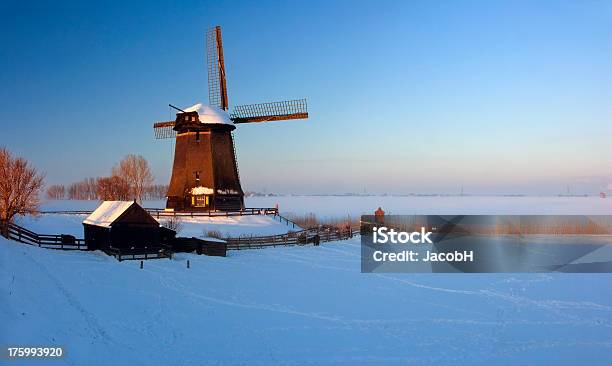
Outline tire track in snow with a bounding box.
[153,264,612,333]
[22,249,115,346]
[156,272,346,323]
[252,245,612,326]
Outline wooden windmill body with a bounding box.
[154,26,308,211]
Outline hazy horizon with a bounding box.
[1,0,610,195]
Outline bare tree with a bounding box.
[144,184,168,200]
[161,216,183,234]
[0,148,45,234]
[84,177,97,199]
[96,176,130,201]
[112,155,154,202]
[67,183,79,199]
[68,178,98,200]
[46,184,66,200]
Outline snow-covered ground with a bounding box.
[16,213,295,239]
[177,215,297,238]
[2,197,612,365]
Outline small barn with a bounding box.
[83,201,175,252]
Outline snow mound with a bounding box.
[17,210,296,240]
[217,189,239,195]
[190,186,214,195]
[183,103,232,125]
[173,215,297,238]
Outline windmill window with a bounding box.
[193,195,210,207]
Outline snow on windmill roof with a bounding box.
[83,201,136,228]
[183,103,232,125]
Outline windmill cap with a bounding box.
[183,103,232,125]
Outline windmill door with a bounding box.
[192,195,211,208]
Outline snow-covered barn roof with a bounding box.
[83,201,136,228]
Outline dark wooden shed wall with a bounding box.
[84,203,175,251]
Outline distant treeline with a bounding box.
[46,181,168,200]
[46,154,167,201]
[284,212,358,231]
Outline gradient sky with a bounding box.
[1,0,610,195]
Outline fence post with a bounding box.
[140,260,143,269]
[187,260,190,269]
[0,221,5,239]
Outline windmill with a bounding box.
[153,26,308,211]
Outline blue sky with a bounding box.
[1,0,610,194]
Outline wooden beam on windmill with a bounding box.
[153,105,190,139]
[230,99,309,124]
[207,26,229,111]
[153,121,176,139]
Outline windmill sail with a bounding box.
[153,121,176,139]
[230,99,308,124]
[206,26,228,110]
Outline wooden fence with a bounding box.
[105,246,172,261]
[39,207,302,229]
[0,220,87,250]
[271,214,301,229]
[40,207,280,218]
[145,207,279,218]
[225,227,353,250]
[1,217,355,259]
